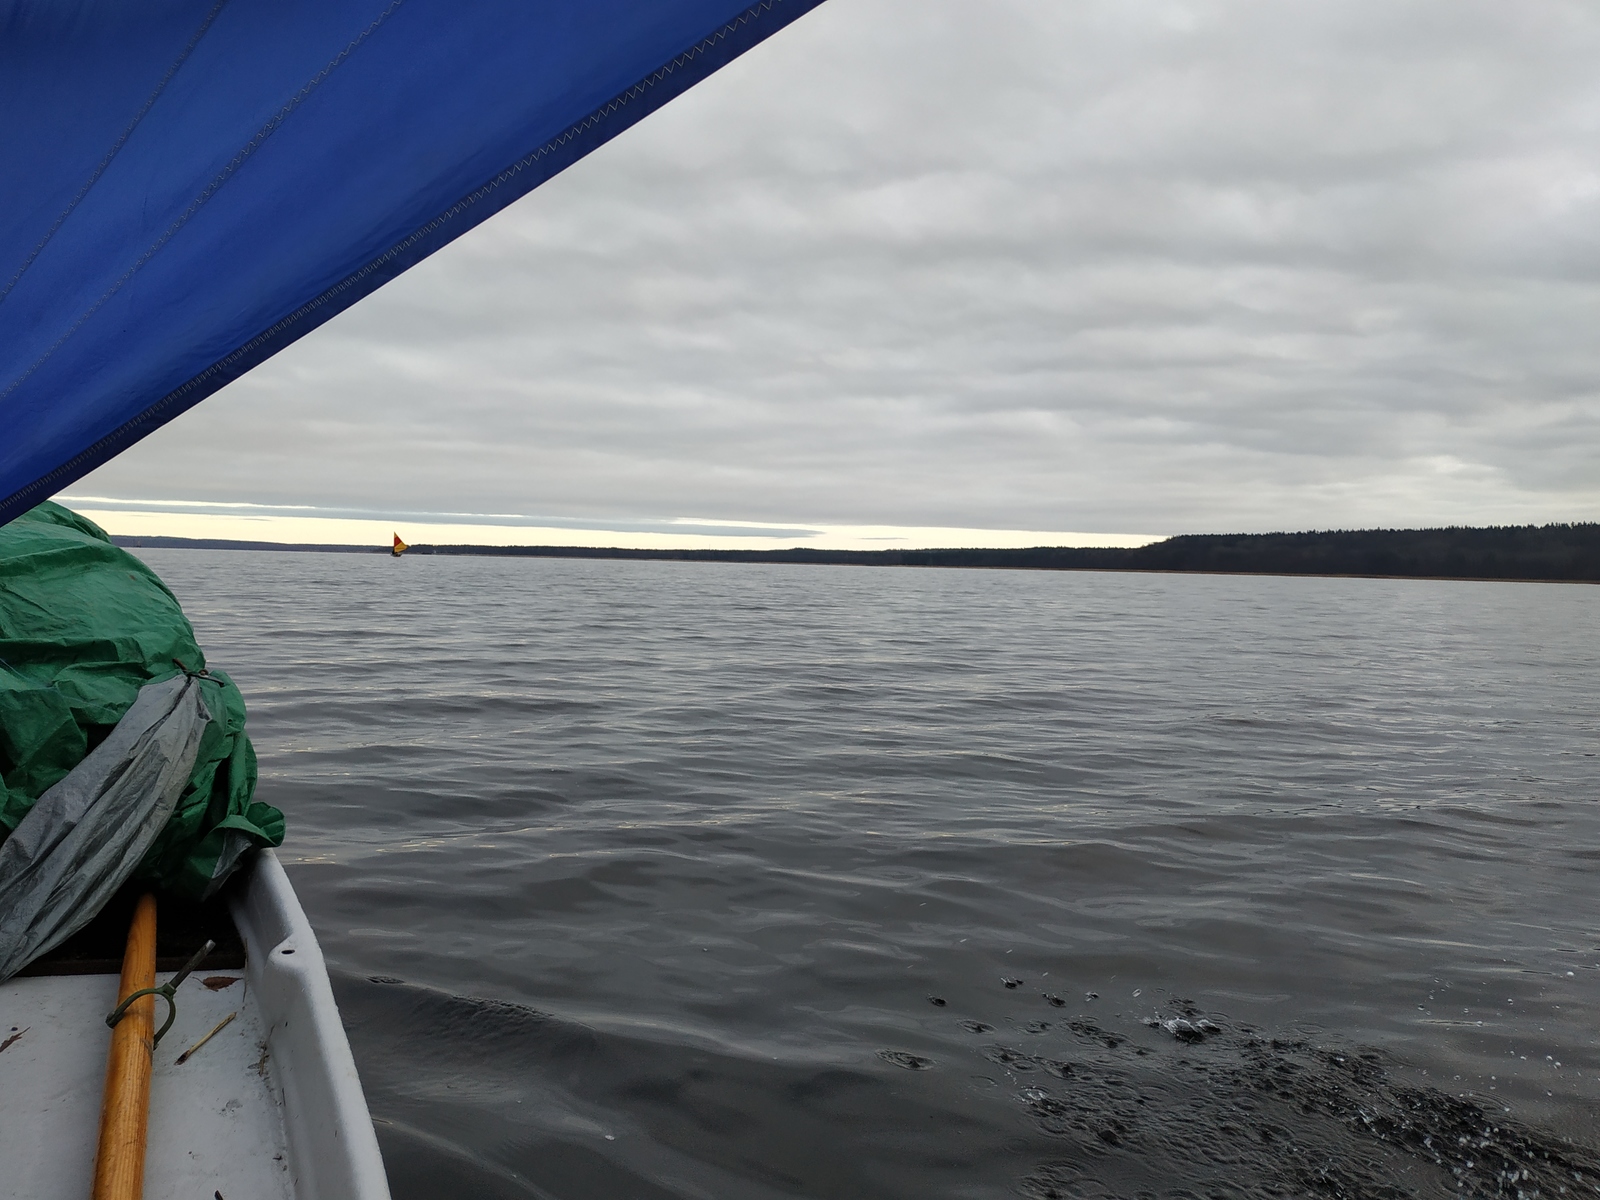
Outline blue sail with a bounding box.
[0,0,825,525]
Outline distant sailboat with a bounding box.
[392,534,408,558]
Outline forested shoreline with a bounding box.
[114,523,1600,582]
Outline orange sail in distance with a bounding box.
[391,533,408,558]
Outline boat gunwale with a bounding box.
[230,847,392,1200]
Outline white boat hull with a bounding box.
[0,850,390,1200]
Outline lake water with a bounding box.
[138,549,1600,1199]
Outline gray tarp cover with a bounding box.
[0,675,210,981]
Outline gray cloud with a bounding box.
[80,0,1600,533]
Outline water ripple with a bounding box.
[139,550,1600,1198]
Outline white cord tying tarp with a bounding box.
[0,674,210,981]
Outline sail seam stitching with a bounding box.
[0,0,409,406]
[0,0,231,309]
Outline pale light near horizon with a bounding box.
[62,496,1161,552]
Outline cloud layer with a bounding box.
[78,0,1600,534]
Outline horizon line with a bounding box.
[59,496,1162,553]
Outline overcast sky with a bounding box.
[75,0,1600,538]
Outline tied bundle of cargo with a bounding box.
[0,502,282,976]
[0,503,387,1200]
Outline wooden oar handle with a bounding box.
[92,893,157,1200]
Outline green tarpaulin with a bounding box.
[0,502,282,900]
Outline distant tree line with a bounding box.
[395,523,1600,582]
